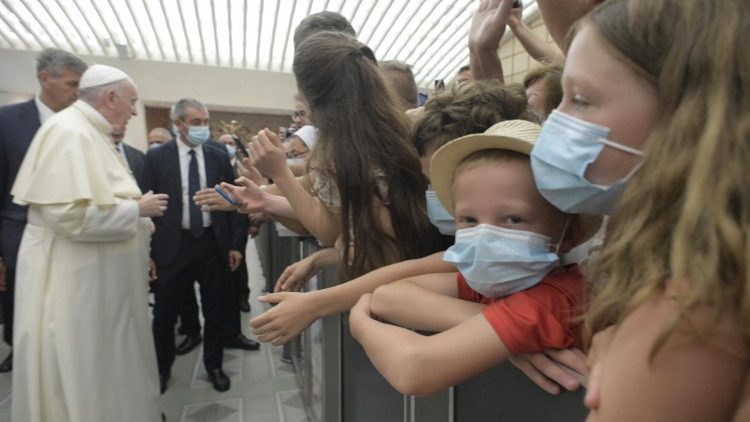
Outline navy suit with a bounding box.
[121,143,145,189]
[0,99,41,346]
[142,139,244,374]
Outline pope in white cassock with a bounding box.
[10,65,169,421]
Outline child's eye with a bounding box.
[459,216,477,225]
[507,216,524,224]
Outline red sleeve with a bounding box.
[456,272,486,303]
[481,266,585,354]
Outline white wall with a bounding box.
[0,48,297,150]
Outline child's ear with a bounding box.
[557,214,582,254]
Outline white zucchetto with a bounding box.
[79,64,132,89]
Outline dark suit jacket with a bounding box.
[122,143,145,189]
[141,139,245,268]
[0,99,40,269]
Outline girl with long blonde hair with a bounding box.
[528,0,750,419]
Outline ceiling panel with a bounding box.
[0,0,537,87]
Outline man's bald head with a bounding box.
[148,127,172,146]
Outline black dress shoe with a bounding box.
[0,352,12,373]
[175,333,202,355]
[159,371,170,395]
[207,368,230,392]
[224,334,260,350]
[240,301,251,313]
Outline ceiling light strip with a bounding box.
[116,0,151,60]
[388,2,434,60]
[159,0,181,62]
[39,0,85,53]
[360,0,392,47]
[0,14,19,48]
[142,0,166,60]
[34,2,80,54]
[406,0,466,70]
[90,0,121,53]
[47,0,94,54]
[370,1,408,52]
[241,0,247,67]
[227,0,234,66]
[0,25,13,48]
[411,4,473,73]
[380,0,428,59]
[426,48,469,87]
[255,0,263,68]
[69,0,107,55]
[267,0,280,70]
[418,29,466,80]
[3,0,51,50]
[355,0,378,38]
[193,0,207,64]
[175,0,194,63]
[279,0,297,70]
[210,0,219,65]
[347,0,363,30]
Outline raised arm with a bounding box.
[248,129,340,246]
[468,0,514,81]
[508,7,564,64]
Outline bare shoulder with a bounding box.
[588,292,749,422]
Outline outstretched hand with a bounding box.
[249,292,318,345]
[193,188,235,212]
[248,128,288,180]
[220,178,266,214]
[275,256,317,292]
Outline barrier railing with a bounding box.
[256,225,587,422]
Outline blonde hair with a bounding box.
[585,0,750,353]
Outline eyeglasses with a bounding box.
[292,110,307,119]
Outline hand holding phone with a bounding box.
[232,134,249,159]
[214,185,238,207]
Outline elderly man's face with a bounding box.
[109,81,138,136]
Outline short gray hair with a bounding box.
[36,48,87,76]
[149,127,172,137]
[173,98,207,121]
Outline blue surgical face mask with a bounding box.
[186,125,210,145]
[443,224,561,298]
[225,145,237,158]
[425,190,455,235]
[149,143,162,150]
[530,110,644,215]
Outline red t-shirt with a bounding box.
[456,265,584,354]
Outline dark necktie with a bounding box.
[188,149,203,238]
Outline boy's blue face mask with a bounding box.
[530,110,644,215]
[425,190,455,235]
[443,224,562,298]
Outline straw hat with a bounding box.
[430,119,603,243]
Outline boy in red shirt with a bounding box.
[349,120,600,396]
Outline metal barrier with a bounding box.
[257,227,587,422]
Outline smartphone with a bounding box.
[232,134,249,159]
[214,185,238,207]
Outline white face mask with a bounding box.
[531,110,644,215]
[443,224,561,298]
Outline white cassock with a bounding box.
[10,100,160,422]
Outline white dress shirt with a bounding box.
[176,138,211,229]
[35,94,55,125]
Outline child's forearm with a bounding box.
[313,251,452,317]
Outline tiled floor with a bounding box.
[0,239,300,422]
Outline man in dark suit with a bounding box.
[0,49,87,373]
[142,98,258,393]
[113,133,146,187]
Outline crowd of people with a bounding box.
[0,0,749,420]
